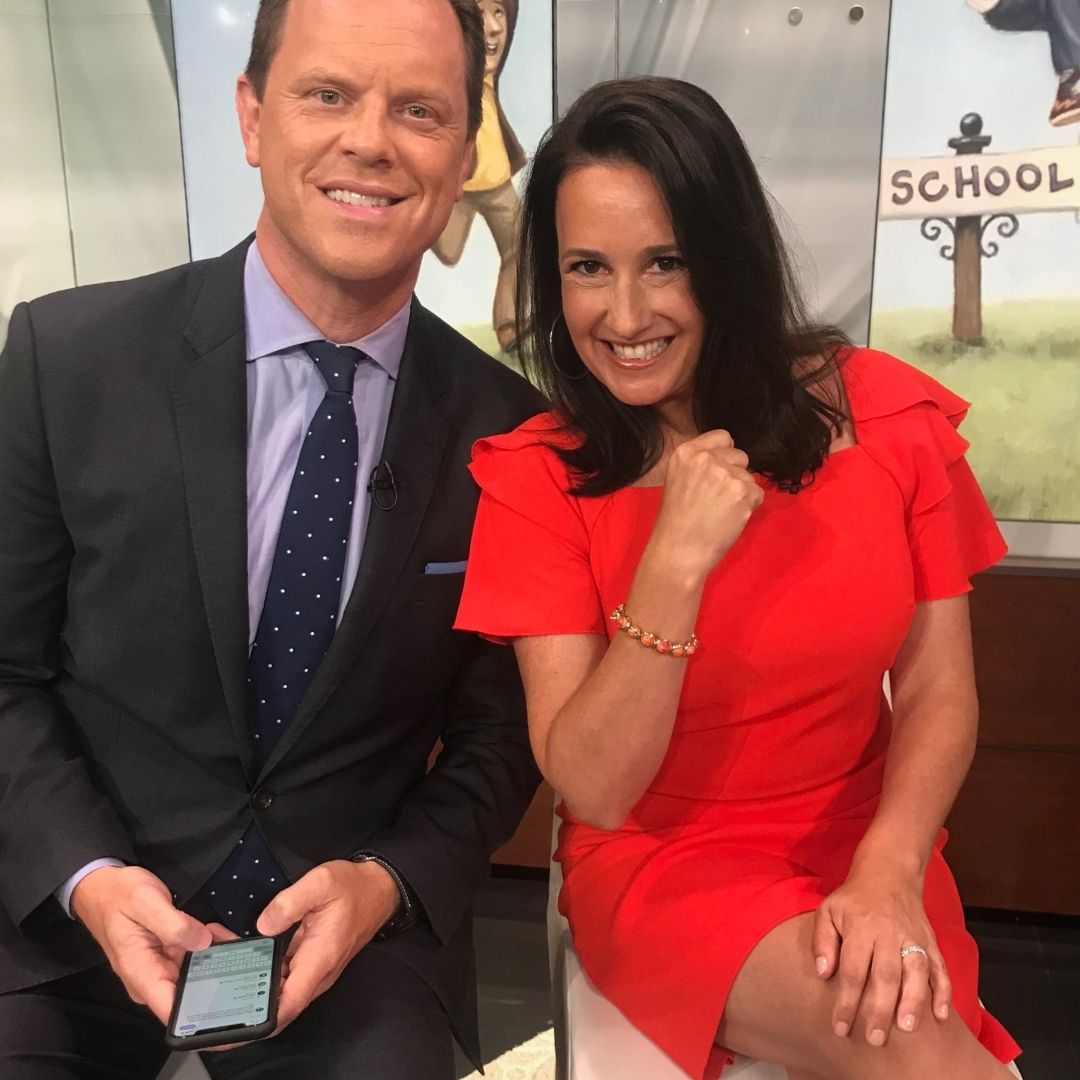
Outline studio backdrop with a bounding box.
[2,0,1077,564]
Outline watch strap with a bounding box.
[348,851,421,941]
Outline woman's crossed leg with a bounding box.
[717,913,1015,1080]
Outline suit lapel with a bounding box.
[258,301,451,778]
[173,239,254,778]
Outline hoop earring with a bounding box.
[549,312,587,381]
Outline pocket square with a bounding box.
[424,560,468,575]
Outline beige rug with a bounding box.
[462,1028,555,1080]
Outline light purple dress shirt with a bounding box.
[58,241,410,915]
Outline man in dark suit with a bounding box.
[0,0,542,1076]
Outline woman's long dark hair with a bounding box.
[516,76,849,495]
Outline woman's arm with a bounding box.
[856,594,979,880]
[814,594,979,1044]
[513,551,705,830]
[513,430,763,830]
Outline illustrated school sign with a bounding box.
[880,144,1080,221]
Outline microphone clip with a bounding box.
[367,461,399,511]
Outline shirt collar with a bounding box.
[243,241,409,379]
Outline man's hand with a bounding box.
[254,859,400,1032]
[71,864,230,1024]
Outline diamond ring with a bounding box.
[900,944,929,961]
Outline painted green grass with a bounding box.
[870,299,1080,522]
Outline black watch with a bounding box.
[348,852,421,941]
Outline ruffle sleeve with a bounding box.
[843,348,1007,602]
[454,414,606,641]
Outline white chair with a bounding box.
[547,818,1023,1080]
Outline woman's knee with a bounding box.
[824,1011,1014,1080]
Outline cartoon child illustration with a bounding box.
[968,0,1080,126]
[432,0,527,353]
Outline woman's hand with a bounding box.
[650,429,763,579]
[812,866,951,1046]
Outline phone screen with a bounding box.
[171,937,276,1039]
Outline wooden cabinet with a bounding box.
[945,571,1080,914]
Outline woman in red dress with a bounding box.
[455,77,1021,1080]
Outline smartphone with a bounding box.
[165,935,282,1050]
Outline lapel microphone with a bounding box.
[367,461,398,511]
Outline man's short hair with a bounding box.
[245,0,486,138]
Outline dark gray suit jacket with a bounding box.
[0,237,543,1059]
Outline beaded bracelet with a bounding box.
[609,604,700,658]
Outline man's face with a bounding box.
[236,0,474,293]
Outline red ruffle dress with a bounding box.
[455,348,1020,1078]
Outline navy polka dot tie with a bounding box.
[202,342,364,934]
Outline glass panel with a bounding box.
[1,0,74,341]
[615,0,891,341]
[557,0,618,112]
[1,0,189,338]
[48,0,189,284]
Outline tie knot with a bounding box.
[303,341,365,394]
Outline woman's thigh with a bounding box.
[717,913,1013,1080]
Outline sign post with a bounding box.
[879,114,1079,344]
[948,115,992,343]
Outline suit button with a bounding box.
[251,789,274,811]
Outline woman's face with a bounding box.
[477,0,509,76]
[556,161,705,434]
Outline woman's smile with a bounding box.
[603,336,674,366]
